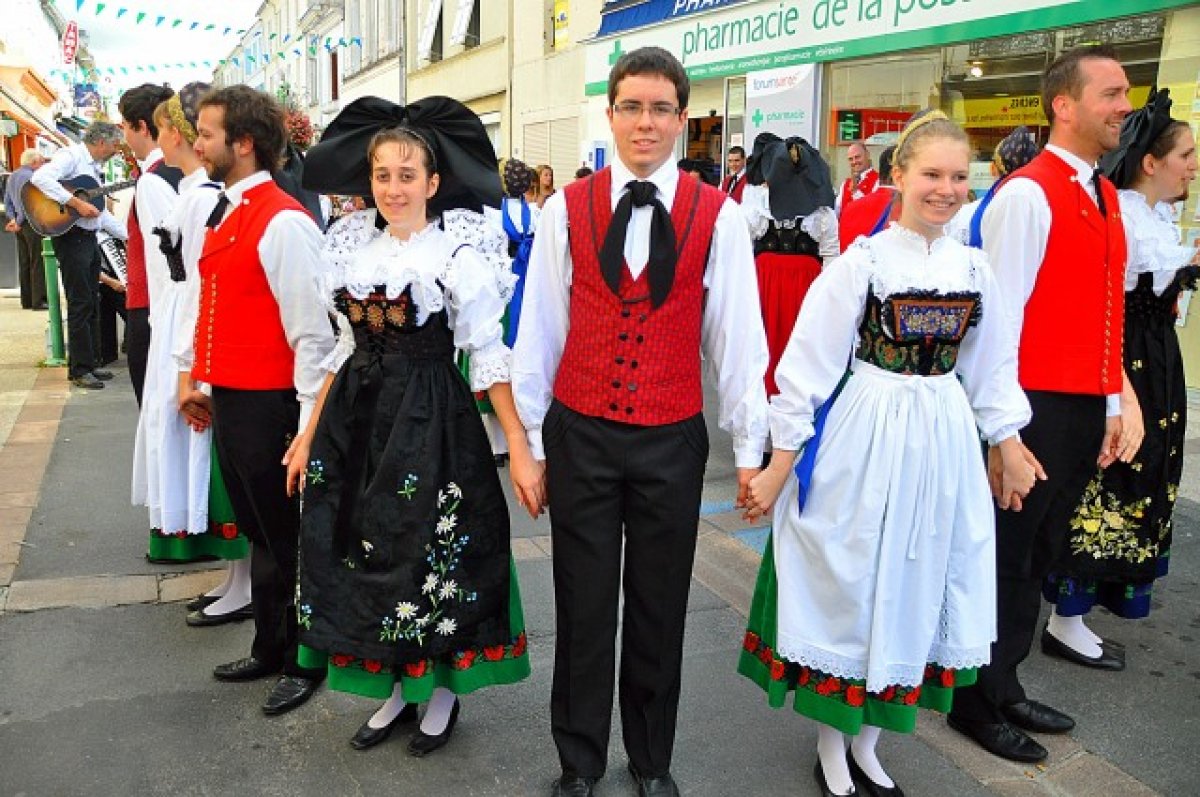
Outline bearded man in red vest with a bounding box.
[948,46,1142,765]
[184,85,334,717]
[513,47,769,797]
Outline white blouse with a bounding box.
[739,183,840,260]
[1119,190,1196,295]
[319,208,516,392]
[769,224,1031,450]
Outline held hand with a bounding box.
[5,220,18,233]
[742,465,788,522]
[1097,414,1122,469]
[1115,382,1144,465]
[282,433,311,498]
[508,445,547,519]
[735,467,760,510]
[177,379,212,433]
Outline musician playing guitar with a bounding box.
[30,121,128,389]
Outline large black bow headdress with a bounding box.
[746,132,835,219]
[302,95,502,215]
[1101,87,1175,190]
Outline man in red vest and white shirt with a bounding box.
[513,47,769,797]
[721,144,747,203]
[118,83,180,406]
[948,46,1141,765]
[184,85,334,717]
[834,140,879,214]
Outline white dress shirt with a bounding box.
[980,143,1120,415]
[30,142,127,239]
[1119,190,1196,294]
[209,170,334,431]
[511,156,770,467]
[136,149,181,319]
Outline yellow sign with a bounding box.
[963,87,1152,128]
[554,1,570,49]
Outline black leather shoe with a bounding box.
[262,675,319,716]
[946,715,1047,763]
[550,775,597,797]
[186,604,254,627]
[407,699,460,757]
[186,593,219,612]
[350,703,419,750]
[1002,699,1076,734]
[848,750,903,797]
[628,764,681,797]
[213,656,278,682]
[814,761,856,796]
[1041,628,1125,671]
[91,369,114,380]
[71,374,104,389]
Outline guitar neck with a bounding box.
[81,179,138,200]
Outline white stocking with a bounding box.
[1048,610,1102,657]
[816,724,853,796]
[367,683,410,729]
[419,687,457,735]
[202,557,252,616]
[850,725,895,788]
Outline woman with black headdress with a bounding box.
[946,126,1040,248]
[741,133,839,397]
[287,96,537,756]
[1041,89,1200,667]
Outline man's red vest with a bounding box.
[125,158,181,310]
[193,180,301,390]
[553,167,724,426]
[1012,150,1126,395]
[722,171,746,203]
[839,168,879,209]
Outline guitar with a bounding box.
[21,174,136,237]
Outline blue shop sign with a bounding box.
[598,0,748,37]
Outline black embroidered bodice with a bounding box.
[754,220,820,257]
[334,285,454,361]
[1124,268,1200,326]
[855,289,982,376]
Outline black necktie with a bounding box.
[205,192,230,229]
[1091,169,1107,217]
[599,180,677,309]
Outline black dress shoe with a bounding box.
[186,604,254,627]
[91,369,114,380]
[407,699,460,757]
[814,761,856,796]
[213,656,278,682]
[71,374,105,389]
[628,763,681,797]
[262,675,319,716]
[550,775,597,797]
[1002,699,1076,734]
[848,751,903,797]
[186,593,219,612]
[1041,628,1125,671]
[946,715,1047,763]
[350,703,418,750]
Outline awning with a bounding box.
[0,83,66,144]
[597,0,748,38]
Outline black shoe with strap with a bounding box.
[1041,627,1125,671]
[351,702,419,750]
[814,761,856,796]
[848,750,903,797]
[407,699,460,757]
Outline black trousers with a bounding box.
[545,401,708,779]
[16,222,47,309]
[211,387,320,678]
[126,308,150,406]
[98,283,127,365]
[50,227,102,378]
[951,391,1106,724]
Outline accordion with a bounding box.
[97,232,128,285]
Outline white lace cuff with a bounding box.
[318,310,356,373]
[467,339,511,392]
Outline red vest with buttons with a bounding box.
[553,167,724,426]
[125,158,182,310]
[193,180,301,389]
[1011,150,1126,395]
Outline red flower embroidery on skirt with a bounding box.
[405,660,428,678]
[331,654,355,668]
[455,650,477,670]
[798,667,811,687]
[758,646,773,666]
[743,632,760,653]
[939,668,956,688]
[845,685,866,707]
[903,688,921,705]
[512,632,527,658]
[218,523,238,540]
[879,686,897,703]
[924,664,936,680]
[363,659,383,674]
[484,645,506,662]
[770,659,785,681]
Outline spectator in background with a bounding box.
[573,166,593,180]
[835,140,879,214]
[838,145,897,252]
[722,145,747,202]
[534,163,556,207]
[4,149,49,310]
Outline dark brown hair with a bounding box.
[1042,45,1121,125]
[1147,120,1192,161]
[196,85,286,175]
[607,46,689,109]
[367,127,437,175]
[118,83,175,139]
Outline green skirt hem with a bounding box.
[147,532,249,562]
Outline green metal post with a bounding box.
[40,237,67,366]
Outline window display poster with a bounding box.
[745,63,819,147]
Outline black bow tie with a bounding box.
[205,192,231,229]
[1091,169,1107,216]
[598,181,677,309]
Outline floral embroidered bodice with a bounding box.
[855,289,982,376]
[334,286,456,362]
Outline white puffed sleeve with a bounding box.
[955,248,1032,445]
[769,244,870,450]
[1120,194,1196,294]
[317,209,379,373]
[740,183,772,240]
[801,206,841,261]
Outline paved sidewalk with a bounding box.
[0,292,1195,796]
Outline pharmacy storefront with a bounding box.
[587,0,1200,382]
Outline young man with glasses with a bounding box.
[513,46,769,797]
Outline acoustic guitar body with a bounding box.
[22,175,110,237]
